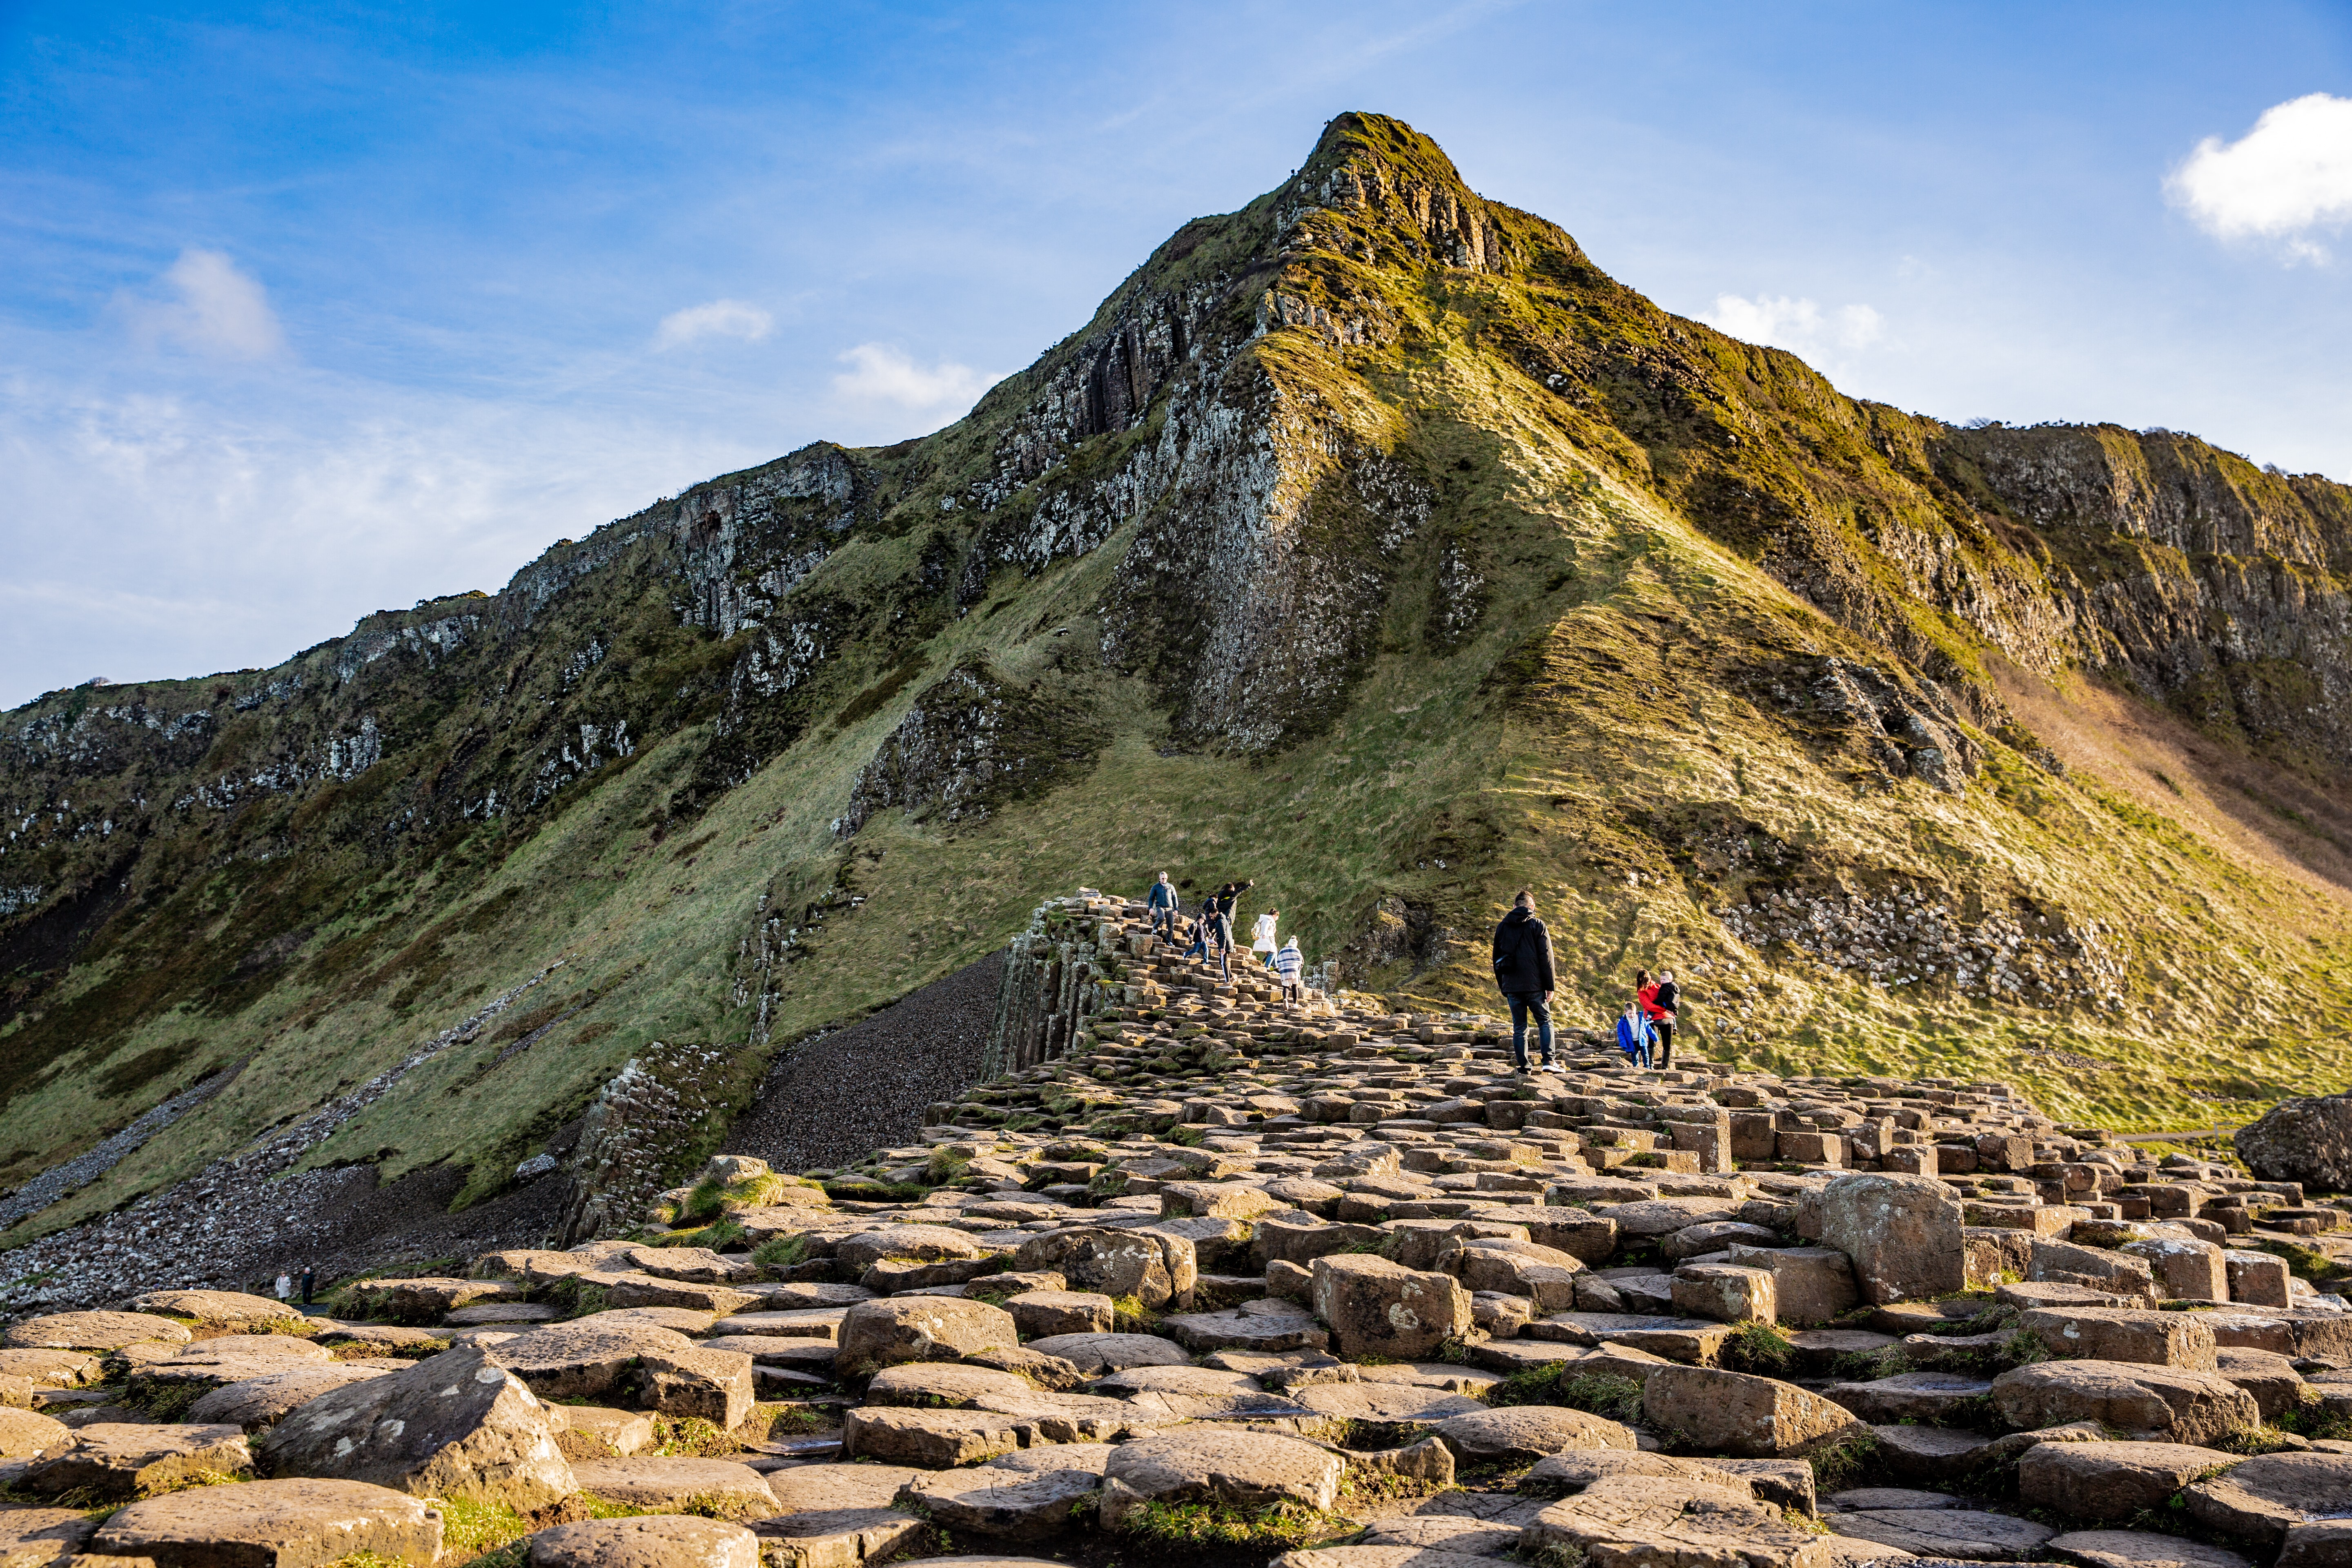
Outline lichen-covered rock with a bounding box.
[1798,1174,1965,1305]
[1310,1254,1470,1360]
[255,1343,575,1511]
[2235,1094,2352,1192]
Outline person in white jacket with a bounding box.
[1251,908,1281,969]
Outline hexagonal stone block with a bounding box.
[92,1478,442,1567]
[528,1515,760,1568]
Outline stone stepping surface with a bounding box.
[26,885,2351,1567]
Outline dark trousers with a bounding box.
[1150,906,1175,939]
[1506,992,1555,1068]
[1214,936,1232,978]
[1654,1020,1674,1069]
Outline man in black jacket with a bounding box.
[1492,890,1557,1071]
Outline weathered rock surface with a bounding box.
[2234,1094,2352,1192]
[91,1477,442,1567]
[255,1343,574,1510]
[528,1515,762,1568]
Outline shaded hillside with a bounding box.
[2,112,2348,1252]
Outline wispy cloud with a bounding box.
[830,342,990,411]
[1701,294,1883,355]
[654,298,774,349]
[2169,93,2352,263]
[117,249,287,360]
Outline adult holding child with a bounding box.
[1648,969,1679,1069]
[1490,889,1558,1072]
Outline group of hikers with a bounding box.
[1141,875,1679,1064]
[272,1265,318,1307]
[1493,889,1677,1071]
[1147,873,1310,1001]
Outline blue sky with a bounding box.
[4,1,2349,708]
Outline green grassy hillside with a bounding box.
[2,112,2347,1247]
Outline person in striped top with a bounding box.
[1274,935,1305,1003]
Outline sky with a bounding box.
[4,2,2350,710]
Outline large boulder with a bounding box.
[256,1343,575,1511]
[638,1348,755,1429]
[529,1515,761,1568]
[1991,1360,2261,1446]
[2234,1094,2352,1192]
[93,1477,443,1567]
[1310,1254,1471,1360]
[1644,1366,1864,1459]
[1798,1174,1964,1304]
[837,1298,1019,1371]
[1098,1429,1343,1532]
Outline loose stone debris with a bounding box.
[0,888,2345,1568]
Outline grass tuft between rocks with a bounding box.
[1488,1365,1645,1425]
[1118,1499,1352,1551]
[1803,1430,1881,1494]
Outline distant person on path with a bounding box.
[1147,873,1179,940]
[301,1265,316,1306]
[1275,935,1305,1002]
[1252,907,1280,969]
[274,1272,292,1303]
[1649,969,1679,1070]
[1491,890,1557,1072]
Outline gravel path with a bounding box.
[729,951,1002,1170]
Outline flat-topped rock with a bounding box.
[21,1422,249,1501]
[1429,1406,1636,1463]
[6,1311,190,1352]
[2018,1440,2241,1523]
[1831,1506,2059,1561]
[901,1466,1102,1542]
[1098,1428,1342,1532]
[0,1508,97,1564]
[1022,1332,1190,1373]
[529,1515,761,1568]
[568,1457,779,1520]
[130,1290,302,1328]
[2184,1451,2352,1549]
[485,1320,695,1401]
[93,1477,443,1568]
[836,1297,1018,1370]
[185,1363,406,1432]
[2047,1530,2254,1568]
[1524,1474,1826,1568]
[1991,1359,2260,1446]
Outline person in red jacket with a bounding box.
[1648,970,1679,1069]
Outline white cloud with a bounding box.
[1702,294,1884,354]
[2170,93,2352,261]
[830,342,989,410]
[654,298,774,349]
[119,249,286,360]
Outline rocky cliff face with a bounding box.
[2,113,2349,1259]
